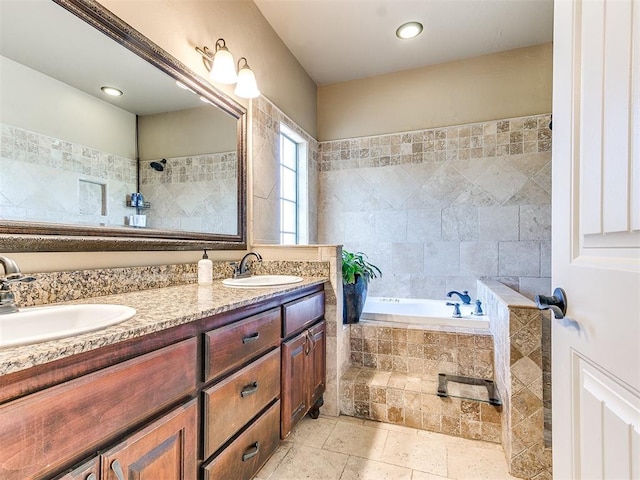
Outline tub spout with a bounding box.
[447,290,471,305]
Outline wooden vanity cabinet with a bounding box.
[56,400,198,480]
[0,338,198,480]
[0,283,326,480]
[281,292,326,439]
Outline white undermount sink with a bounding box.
[0,304,136,348]
[222,275,304,288]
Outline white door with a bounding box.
[552,0,640,478]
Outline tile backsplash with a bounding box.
[318,114,552,301]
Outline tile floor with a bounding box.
[256,414,520,480]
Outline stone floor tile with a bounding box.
[410,471,448,480]
[285,415,338,448]
[447,444,518,479]
[362,419,419,434]
[323,420,389,460]
[378,430,448,477]
[339,456,413,480]
[267,444,349,480]
[254,441,293,479]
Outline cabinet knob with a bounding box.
[111,459,125,480]
[241,441,260,461]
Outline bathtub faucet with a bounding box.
[446,302,462,318]
[446,290,471,305]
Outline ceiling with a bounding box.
[253,0,554,86]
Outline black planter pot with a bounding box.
[343,274,368,324]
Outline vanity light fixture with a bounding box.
[396,21,423,39]
[234,57,260,99]
[195,39,260,99]
[100,86,123,96]
[196,39,237,84]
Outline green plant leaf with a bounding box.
[342,249,382,284]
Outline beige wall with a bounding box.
[138,105,237,159]
[101,0,317,138]
[0,56,135,158]
[317,43,553,141]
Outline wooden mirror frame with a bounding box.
[0,0,247,252]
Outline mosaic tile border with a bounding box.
[319,114,551,172]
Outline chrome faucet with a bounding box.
[231,252,263,279]
[446,290,472,305]
[0,256,36,314]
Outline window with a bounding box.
[279,124,308,245]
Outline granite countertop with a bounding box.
[0,277,327,377]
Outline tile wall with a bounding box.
[341,322,501,443]
[251,96,319,244]
[318,114,552,301]
[479,280,552,480]
[0,123,136,226]
[139,152,237,234]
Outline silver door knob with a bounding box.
[535,287,567,319]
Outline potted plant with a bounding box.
[342,249,382,324]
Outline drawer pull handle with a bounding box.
[111,459,125,480]
[241,381,259,397]
[87,474,97,480]
[242,441,260,461]
[242,332,260,344]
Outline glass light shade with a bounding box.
[234,65,260,99]
[210,47,237,84]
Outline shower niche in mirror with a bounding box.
[0,0,246,251]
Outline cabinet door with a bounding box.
[307,320,326,409]
[53,457,99,480]
[281,331,307,438]
[101,399,197,480]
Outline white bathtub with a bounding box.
[360,297,490,329]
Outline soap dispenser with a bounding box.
[198,249,213,285]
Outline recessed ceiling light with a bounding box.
[100,86,123,97]
[396,21,423,39]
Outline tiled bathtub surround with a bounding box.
[251,96,319,244]
[139,152,238,234]
[478,280,552,480]
[318,114,552,301]
[341,322,500,442]
[0,123,136,226]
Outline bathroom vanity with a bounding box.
[0,280,326,480]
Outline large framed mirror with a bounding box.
[0,0,247,251]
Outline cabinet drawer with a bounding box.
[0,338,197,480]
[203,348,280,458]
[202,400,281,480]
[204,307,281,382]
[282,291,325,338]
